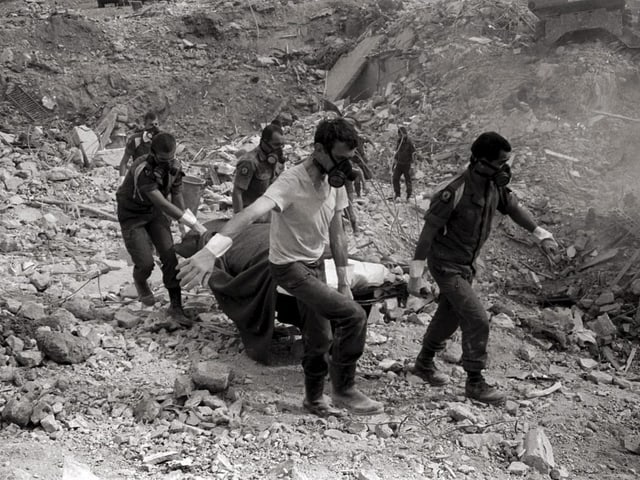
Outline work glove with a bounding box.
[408,276,422,297]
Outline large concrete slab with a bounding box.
[325,34,383,101]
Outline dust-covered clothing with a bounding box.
[234,147,278,209]
[263,163,349,265]
[394,136,416,165]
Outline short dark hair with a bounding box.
[144,111,158,122]
[314,118,358,152]
[471,132,511,162]
[261,123,283,143]
[150,132,176,155]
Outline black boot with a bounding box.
[134,279,155,306]
[411,349,450,387]
[465,372,505,405]
[167,288,193,327]
[330,364,384,415]
[302,376,344,418]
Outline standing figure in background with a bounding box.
[392,126,416,201]
[118,111,160,184]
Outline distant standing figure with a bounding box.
[118,111,160,183]
[392,126,416,201]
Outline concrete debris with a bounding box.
[191,361,233,393]
[522,427,555,474]
[36,331,94,364]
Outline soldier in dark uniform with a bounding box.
[232,124,284,218]
[392,126,416,201]
[118,111,160,183]
[407,132,558,404]
[116,132,207,326]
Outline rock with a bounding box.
[191,361,233,393]
[15,350,43,368]
[459,432,503,449]
[622,435,640,454]
[507,461,530,475]
[517,345,537,362]
[174,374,194,399]
[21,301,46,321]
[47,167,79,182]
[630,278,640,296]
[0,366,16,383]
[613,376,633,389]
[457,465,476,474]
[36,331,94,364]
[374,423,394,439]
[522,427,555,474]
[115,309,140,329]
[586,371,613,385]
[594,291,615,306]
[359,469,382,480]
[378,358,403,372]
[505,400,519,415]
[30,272,50,292]
[578,358,598,370]
[62,297,93,321]
[142,451,180,465]
[448,404,477,423]
[587,314,617,338]
[492,312,515,329]
[441,341,462,364]
[366,331,388,345]
[133,395,161,423]
[5,335,25,353]
[40,414,61,433]
[2,396,34,427]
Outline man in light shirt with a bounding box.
[177,118,383,417]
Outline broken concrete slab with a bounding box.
[522,427,555,474]
[36,331,94,364]
[191,360,233,393]
[325,35,383,101]
[69,126,100,166]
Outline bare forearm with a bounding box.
[172,192,186,211]
[219,196,275,240]
[232,188,244,213]
[508,205,537,233]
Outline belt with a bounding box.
[302,259,323,268]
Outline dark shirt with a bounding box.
[116,154,184,225]
[125,132,152,161]
[395,136,416,165]
[233,147,277,208]
[424,168,519,272]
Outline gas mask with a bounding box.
[325,151,357,188]
[151,153,179,176]
[260,141,284,165]
[142,125,159,143]
[472,157,512,187]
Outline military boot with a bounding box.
[330,364,384,416]
[302,376,345,418]
[134,279,155,306]
[465,374,506,405]
[167,288,193,327]
[410,352,450,387]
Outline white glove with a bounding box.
[204,233,233,258]
[179,209,198,233]
[532,226,554,244]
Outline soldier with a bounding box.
[177,118,383,417]
[118,111,160,183]
[407,132,559,404]
[232,123,285,217]
[116,132,207,326]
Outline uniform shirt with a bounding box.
[263,163,349,265]
[124,131,152,161]
[116,154,184,224]
[395,136,416,165]
[234,147,277,208]
[425,168,519,270]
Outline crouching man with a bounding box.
[177,118,383,417]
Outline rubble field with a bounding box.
[1,0,640,479]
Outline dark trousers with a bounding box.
[392,162,412,198]
[120,215,179,290]
[270,261,367,381]
[421,263,489,372]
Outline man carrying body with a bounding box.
[232,123,285,215]
[116,132,207,326]
[119,111,160,183]
[392,126,416,201]
[407,132,558,404]
[178,118,383,417]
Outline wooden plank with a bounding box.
[578,248,619,272]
